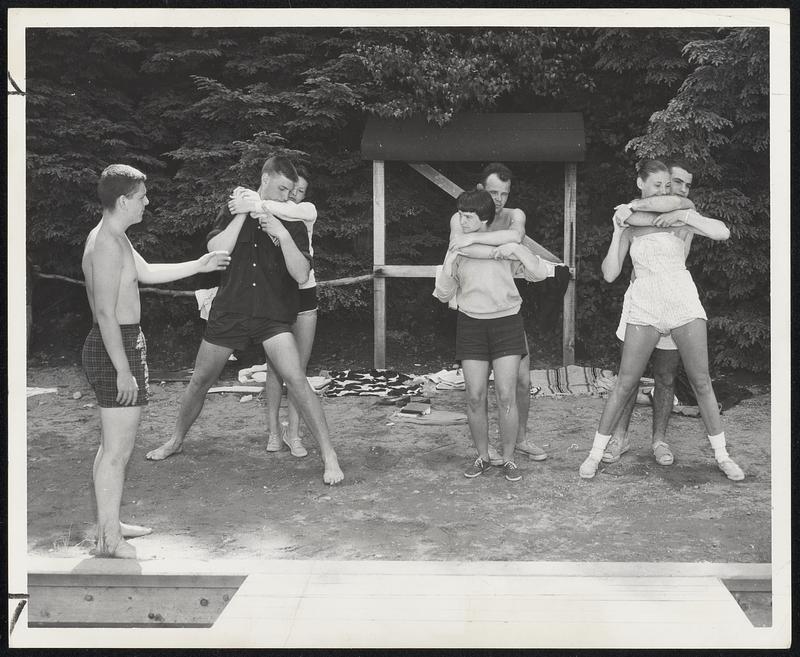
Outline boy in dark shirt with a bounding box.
[146,155,343,485]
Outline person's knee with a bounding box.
[188,368,219,393]
[465,390,487,412]
[101,444,134,467]
[495,386,517,410]
[688,372,714,397]
[615,374,640,396]
[279,365,308,390]
[653,370,676,390]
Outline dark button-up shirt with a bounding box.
[206,201,311,322]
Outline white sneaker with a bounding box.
[717,458,744,481]
[283,430,308,458]
[266,433,282,452]
[516,439,548,461]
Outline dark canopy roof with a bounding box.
[361,113,585,162]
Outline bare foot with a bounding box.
[120,522,153,538]
[323,455,344,485]
[88,521,152,539]
[146,439,183,461]
[95,533,137,559]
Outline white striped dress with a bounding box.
[626,231,706,334]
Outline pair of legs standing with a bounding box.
[581,319,743,480]
[463,354,524,481]
[146,331,342,484]
[604,347,679,465]
[265,309,317,456]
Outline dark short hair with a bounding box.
[97,164,146,210]
[480,162,513,185]
[261,154,298,182]
[294,163,311,182]
[457,189,496,226]
[667,159,696,180]
[636,159,669,181]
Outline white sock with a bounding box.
[589,432,612,460]
[708,431,729,461]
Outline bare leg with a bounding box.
[602,385,637,463]
[146,340,233,460]
[649,347,679,465]
[94,407,140,558]
[461,359,491,460]
[670,320,722,435]
[598,325,661,435]
[492,355,521,464]
[264,358,284,451]
[651,348,680,445]
[515,354,530,444]
[609,340,637,439]
[581,324,660,478]
[262,332,342,484]
[91,440,151,537]
[671,319,742,479]
[513,354,546,460]
[285,310,318,442]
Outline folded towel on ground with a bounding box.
[238,363,268,384]
[530,366,617,397]
[391,409,468,425]
[323,369,422,398]
[27,387,58,397]
[429,368,465,391]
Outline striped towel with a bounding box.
[530,366,617,397]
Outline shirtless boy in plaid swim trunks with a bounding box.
[82,164,230,558]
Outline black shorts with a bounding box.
[82,324,150,408]
[297,286,318,314]
[455,311,529,362]
[204,307,292,351]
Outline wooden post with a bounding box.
[373,160,386,369]
[563,163,577,366]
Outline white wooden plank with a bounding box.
[215,573,751,639]
[25,556,772,581]
[407,162,465,198]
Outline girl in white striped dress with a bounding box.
[580,160,744,482]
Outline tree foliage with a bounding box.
[25,27,771,372]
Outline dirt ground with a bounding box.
[26,364,771,566]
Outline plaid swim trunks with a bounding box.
[81,324,150,408]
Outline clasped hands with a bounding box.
[613,202,689,230]
[228,187,283,244]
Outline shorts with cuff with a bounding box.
[297,286,318,315]
[456,311,529,362]
[82,324,150,408]
[204,307,292,351]
[616,318,678,350]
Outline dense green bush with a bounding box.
[26,27,770,372]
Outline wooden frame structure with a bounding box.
[360,113,585,369]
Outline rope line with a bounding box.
[33,271,374,297]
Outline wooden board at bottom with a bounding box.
[214,572,753,648]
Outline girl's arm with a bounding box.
[262,199,317,224]
[448,209,526,251]
[601,222,632,283]
[630,195,695,213]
